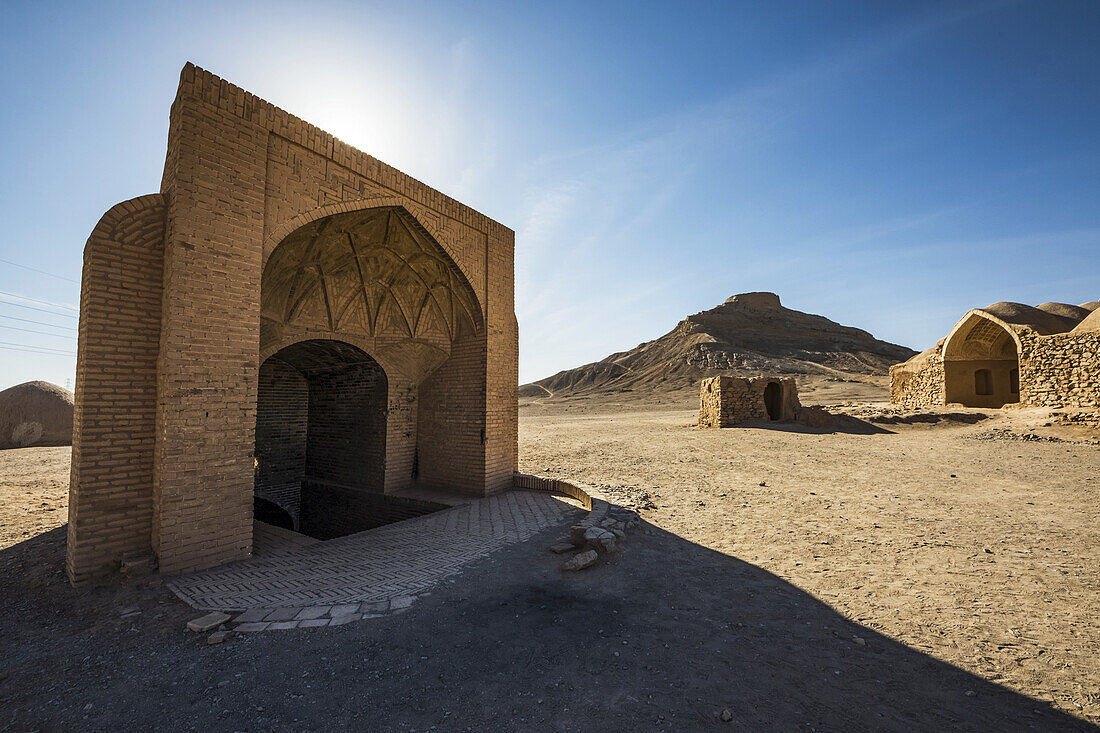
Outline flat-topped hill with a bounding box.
[521,293,915,404]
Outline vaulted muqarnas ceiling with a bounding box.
[261,206,482,347]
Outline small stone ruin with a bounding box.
[699,376,800,427]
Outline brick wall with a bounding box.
[67,195,165,583]
[417,330,487,494]
[152,70,268,576]
[69,63,518,582]
[303,361,387,491]
[254,357,308,523]
[384,379,418,493]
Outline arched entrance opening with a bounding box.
[254,339,388,540]
[764,382,782,420]
[942,313,1020,408]
[256,205,489,543]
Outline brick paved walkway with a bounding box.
[167,490,582,629]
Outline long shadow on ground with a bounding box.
[0,520,1095,732]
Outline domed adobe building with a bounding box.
[891,300,1100,409]
[0,381,73,449]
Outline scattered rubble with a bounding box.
[556,506,640,571]
[561,550,598,571]
[965,428,1080,444]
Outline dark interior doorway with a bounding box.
[764,382,782,420]
[253,496,294,530]
[254,339,388,540]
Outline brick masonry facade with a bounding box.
[890,310,1100,410]
[68,64,518,583]
[699,376,801,427]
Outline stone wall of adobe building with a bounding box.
[699,376,800,427]
[67,64,518,584]
[1017,331,1100,408]
[890,333,1100,410]
[889,348,946,409]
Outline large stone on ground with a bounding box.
[569,525,589,546]
[584,526,617,553]
[562,550,599,571]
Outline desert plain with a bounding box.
[0,387,1098,731]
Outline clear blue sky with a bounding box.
[1,0,1097,389]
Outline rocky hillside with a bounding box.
[521,292,915,402]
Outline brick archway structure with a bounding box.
[67,64,517,584]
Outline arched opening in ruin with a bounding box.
[254,339,388,540]
[942,313,1021,408]
[764,381,782,420]
[254,205,489,547]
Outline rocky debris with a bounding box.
[569,525,588,547]
[561,550,598,571]
[207,630,233,644]
[832,403,990,425]
[966,428,1078,444]
[186,612,230,632]
[584,526,616,554]
[720,708,734,722]
[557,507,640,571]
[1051,410,1100,428]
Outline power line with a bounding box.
[0,313,76,332]
[0,290,79,312]
[0,341,75,356]
[0,257,79,283]
[0,323,76,339]
[0,299,79,319]
[0,346,75,357]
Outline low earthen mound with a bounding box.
[525,293,915,401]
[0,381,74,449]
[1035,302,1092,322]
[981,302,1081,335]
[1073,308,1100,333]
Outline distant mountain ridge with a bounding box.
[521,292,916,400]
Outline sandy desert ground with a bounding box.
[519,398,1100,725]
[0,399,1097,730]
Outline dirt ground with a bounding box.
[1,401,1098,731]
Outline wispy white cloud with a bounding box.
[510,2,1013,381]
